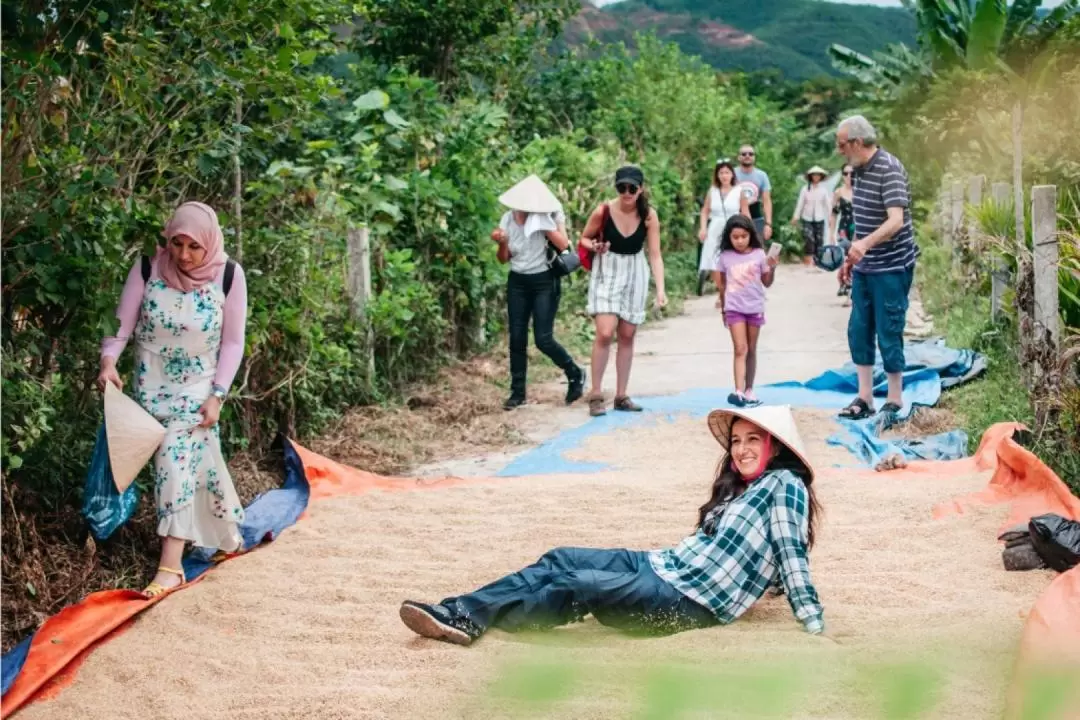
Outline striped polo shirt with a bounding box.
[853,147,917,274]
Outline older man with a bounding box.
[836,115,917,419]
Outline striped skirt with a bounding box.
[587,250,650,325]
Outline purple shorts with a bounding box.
[724,310,765,327]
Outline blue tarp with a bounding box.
[1,438,313,698]
[498,337,985,477]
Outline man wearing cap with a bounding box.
[492,175,586,410]
[836,115,917,420]
[790,165,832,266]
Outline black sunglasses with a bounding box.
[843,170,853,176]
[616,183,640,195]
[739,151,755,156]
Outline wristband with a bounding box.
[211,384,227,401]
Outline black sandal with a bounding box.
[879,401,903,416]
[839,398,874,420]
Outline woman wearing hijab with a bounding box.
[698,159,751,307]
[577,166,667,417]
[492,175,586,410]
[97,202,248,596]
[398,404,826,645]
[790,166,832,266]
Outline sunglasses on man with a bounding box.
[616,183,640,195]
[739,151,755,157]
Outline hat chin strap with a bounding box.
[734,435,773,482]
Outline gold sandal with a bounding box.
[143,566,185,598]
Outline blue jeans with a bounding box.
[848,267,914,374]
[438,547,717,637]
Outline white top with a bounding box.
[501,208,566,275]
[708,186,742,223]
[794,183,832,222]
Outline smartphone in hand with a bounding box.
[767,243,782,260]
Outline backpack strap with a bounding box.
[223,258,237,297]
[141,255,152,283]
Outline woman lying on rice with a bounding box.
[399,405,828,645]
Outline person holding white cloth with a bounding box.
[492,175,585,411]
[698,159,750,306]
[790,166,832,266]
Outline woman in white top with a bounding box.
[698,159,750,306]
[492,176,585,410]
[789,165,832,266]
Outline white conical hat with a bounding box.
[707,404,814,481]
[104,382,166,492]
[498,175,562,214]
[806,165,828,178]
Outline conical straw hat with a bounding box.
[707,405,814,481]
[104,382,166,492]
[806,165,828,179]
[498,174,562,214]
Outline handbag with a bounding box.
[578,203,610,272]
[547,243,582,277]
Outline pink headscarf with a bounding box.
[156,201,228,293]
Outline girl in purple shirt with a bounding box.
[715,215,777,408]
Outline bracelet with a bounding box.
[211,384,227,400]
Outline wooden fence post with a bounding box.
[967,175,984,208]
[951,180,965,264]
[346,226,376,383]
[991,182,1011,321]
[1031,185,1059,344]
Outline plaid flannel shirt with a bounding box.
[648,469,824,634]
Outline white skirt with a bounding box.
[587,250,650,325]
[699,217,726,272]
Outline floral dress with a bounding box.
[134,278,244,551]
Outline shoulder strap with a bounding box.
[141,255,151,283]
[223,259,237,297]
[599,203,610,241]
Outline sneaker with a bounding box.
[613,396,643,412]
[503,394,525,411]
[399,601,481,646]
[565,367,585,406]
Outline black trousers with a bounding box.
[508,270,576,396]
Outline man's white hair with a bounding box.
[838,115,878,146]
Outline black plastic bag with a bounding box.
[1028,514,1080,573]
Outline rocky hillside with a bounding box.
[567,0,918,79]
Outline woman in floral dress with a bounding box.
[98,202,248,596]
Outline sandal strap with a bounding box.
[157,566,185,580]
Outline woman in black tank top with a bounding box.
[578,166,668,417]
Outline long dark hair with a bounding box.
[635,188,650,223]
[719,214,763,253]
[713,161,737,190]
[695,435,821,549]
